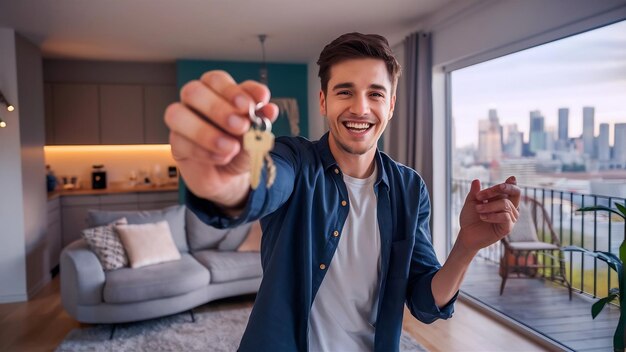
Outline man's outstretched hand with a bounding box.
[457,176,521,253]
[164,70,279,210]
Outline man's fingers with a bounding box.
[165,102,240,161]
[476,198,519,222]
[505,175,521,209]
[256,102,280,123]
[179,80,251,136]
[505,175,517,185]
[476,181,521,202]
[169,131,224,165]
[201,72,274,116]
[478,211,514,224]
[464,179,481,205]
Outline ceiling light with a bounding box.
[0,90,14,112]
[0,117,6,128]
[258,34,268,85]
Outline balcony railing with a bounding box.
[451,178,626,299]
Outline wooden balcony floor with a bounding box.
[462,259,620,352]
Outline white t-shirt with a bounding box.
[309,166,381,351]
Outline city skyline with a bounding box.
[474,107,626,167]
[451,20,626,149]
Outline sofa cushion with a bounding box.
[88,205,188,253]
[81,217,129,271]
[216,223,253,251]
[116,221,181,268]
[103,254,209,304]
[193,250,262,284]
[186,208,230,251]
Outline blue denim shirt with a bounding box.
[186,133,456,351]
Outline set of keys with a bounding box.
[243,103,276,190]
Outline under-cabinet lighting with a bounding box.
[44,144,171,152]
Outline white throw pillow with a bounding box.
[115,220,181,268]
[81,217,129,271]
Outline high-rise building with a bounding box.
[558,108,569,141]
[598,123,610,161]
[614,123,626,164]
[557,108,569,150]
[544,127,555,152]
[529,110,545,153]
[503,124,523,158]
[583,107,595,157]
[478,109,502,163]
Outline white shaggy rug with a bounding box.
[56,304,428,351]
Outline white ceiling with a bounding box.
[0,0,455,63]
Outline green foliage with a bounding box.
[564,203,626,352]
[592,288,619,319]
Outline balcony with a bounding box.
[452,179,625,351]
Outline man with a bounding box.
[164,33,520,351]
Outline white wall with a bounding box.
[0,29,48,303]
[0,28,27,303]
[16,33,49,297]
[429,0,626,259]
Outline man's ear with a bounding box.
[319,90,326,116]
[388,95,396,120]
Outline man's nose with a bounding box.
[349,95,370,116]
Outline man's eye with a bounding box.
[337,91,351,96]
[371,92,384,98]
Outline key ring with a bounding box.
[249,102,272,133]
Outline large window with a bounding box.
[448,20,626,349]
[450,19,626,246]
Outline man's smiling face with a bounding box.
[320,58,396,158]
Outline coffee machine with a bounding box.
[92,164,107,189]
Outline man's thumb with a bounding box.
[464,179,481,204]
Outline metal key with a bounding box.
[243,104,275,189]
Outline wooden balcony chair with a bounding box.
[499,195,572,299]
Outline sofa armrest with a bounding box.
[60,239,106,313]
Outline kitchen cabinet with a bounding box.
[52,84,100,144]
[44,84,55,144]
[138,191,179,210]
[99,193,139,211]
[61,195,100,248]
[60,191,178,248]
[46,197,62,272]
[144,85,178,144]
[100,85,144,144]
[45,83,177,145]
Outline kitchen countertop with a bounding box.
[47,183,179,200]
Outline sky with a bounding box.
[451,20,626,148]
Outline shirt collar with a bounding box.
[316,132,389,190]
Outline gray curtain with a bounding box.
[386,32,434,193]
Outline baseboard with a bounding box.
[0,293,28,303]
[27,274,51,300]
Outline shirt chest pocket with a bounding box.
[388,238,413,280]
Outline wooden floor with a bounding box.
[463,258,620,352]
[0,275,546,352]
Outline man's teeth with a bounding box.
[345,122,371,130]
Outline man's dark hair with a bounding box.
[317,32,401,95]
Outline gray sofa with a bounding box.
[60,205,262,324]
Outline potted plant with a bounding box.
[563,202,626,352]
